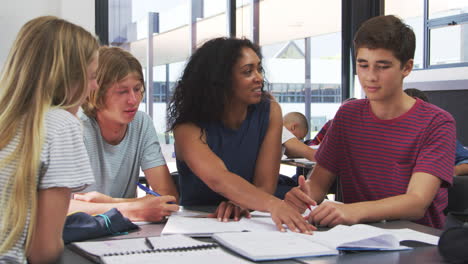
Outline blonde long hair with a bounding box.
[0,16,99,253]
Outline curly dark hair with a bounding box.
[167,37,265,131]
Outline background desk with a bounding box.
[60,209,446,264]
[281,159,315,169]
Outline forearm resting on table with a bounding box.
[348,193,432,223]
[68,199,133,215]
[284,139,317,162]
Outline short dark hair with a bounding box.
[167,37,265,131]
[404,88,429,102]
[284,112,309,134]
[354,15,415,66]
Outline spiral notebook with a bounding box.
[69,234,252,264]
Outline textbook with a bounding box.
[212,224,439,261]
[69,234,253,264]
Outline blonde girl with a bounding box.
[0,16,98,263]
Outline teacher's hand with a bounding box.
[209,201,251,222]
[269,199,316,234]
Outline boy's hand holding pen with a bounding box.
[137,182,176,204]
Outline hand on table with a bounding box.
[127,195,179,222]
[306,202,359,227]
[208,201,251,222]
[269,199,316,234]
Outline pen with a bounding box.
[137,182,162,197]
[136,182,175,204]
[144,237,154,250]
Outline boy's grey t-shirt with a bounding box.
[81,111,166,198]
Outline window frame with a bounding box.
[422,1,468,69]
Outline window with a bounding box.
[385,0,425,69]
[107,0,343,149]
[386,0,468,68]
[259,0,342,138]
[429,0,468,19]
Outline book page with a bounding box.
[71,238,148,257]
[161,215,277,236]
[147,234,215,250]
[305,224,412,250]
[250,208,312,217]
[310,225,400,248]
[213,231,338,261]
[337,234,408,250]
[385,228,439,245]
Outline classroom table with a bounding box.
[60,206,447,264]
[281,158,316,169]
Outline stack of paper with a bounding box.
[161,215,277,237]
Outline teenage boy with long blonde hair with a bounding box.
[70,46,179,222]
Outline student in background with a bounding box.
[282,112,316,161]
[404,88,468,176]
[308,120,331,145]
[454,142,468,176]
[168,37,314,233]
[275,112,316,199]
[70,46,179,222]
[285,15,455,229]
[0,16,97,263]
[403,88,429,102]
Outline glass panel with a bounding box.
[197,1,227,43]
[430,22,468,65]
[260,0,342,139]
[236,1,252,39]
[429,0,468,19]
[259,0,340,46]
[385,0,424,69]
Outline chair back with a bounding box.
[447,176,468,213]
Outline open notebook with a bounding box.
[69,234,253,264]
[161,215,278,237]
[212,224,439,261]
[161,208,324,237]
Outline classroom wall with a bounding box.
[404,68,468,145]
[425,90,468,146]
[0,0,95,69]
[406,67,468,91]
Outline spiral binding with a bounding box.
[102,244,219,256]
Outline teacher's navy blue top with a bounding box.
[177,99,271,206]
